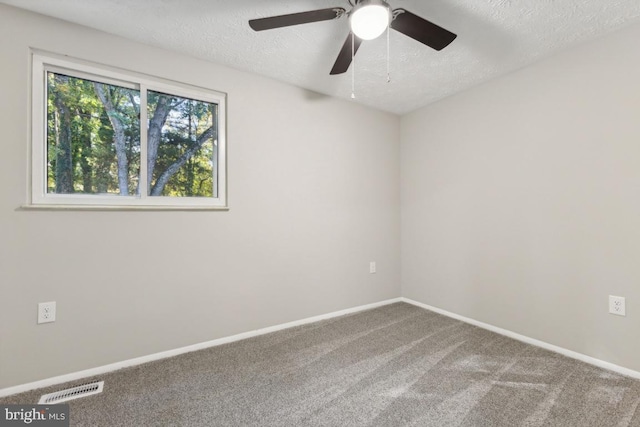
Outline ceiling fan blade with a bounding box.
[249,7,346,31]
[330,33,363,75]
[390,9,457,51]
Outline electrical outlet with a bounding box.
[38,301,56,324]
[369,261,376,274]
[609,295,625,316]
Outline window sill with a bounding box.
[20,204,229,212]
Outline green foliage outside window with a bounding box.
[46,72,217,198]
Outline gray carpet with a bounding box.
[3,302,640,426]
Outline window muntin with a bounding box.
[31,53,227,208]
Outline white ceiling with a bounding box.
[3,0,640,114]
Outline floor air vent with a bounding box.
[38,381,104,404]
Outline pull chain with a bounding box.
[386,24,391,83]
[351,33,356,99]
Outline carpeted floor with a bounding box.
[2,302,640,426]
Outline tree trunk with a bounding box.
[94,83,129,195]
[147,96,173,193]
[78,110,93,193]
[150,125,215,196]
[53,75,74,193]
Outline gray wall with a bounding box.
[0,5,401,389]
[402,23,640,372]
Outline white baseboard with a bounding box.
[0,297,403,398]
[401,297,640,380]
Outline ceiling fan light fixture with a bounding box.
[349,0,391,41]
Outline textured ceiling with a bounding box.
[3,0,640,114]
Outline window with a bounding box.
[30,53,226,208]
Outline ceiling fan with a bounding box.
[249,0,457,75]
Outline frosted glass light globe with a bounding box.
[349,2,391,41]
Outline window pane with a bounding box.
[147,90,217,197]
[46,72,141,195]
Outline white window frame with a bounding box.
[30,52,227,209]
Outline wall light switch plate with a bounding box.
[609,295,625,316]
[369,262,376,274]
